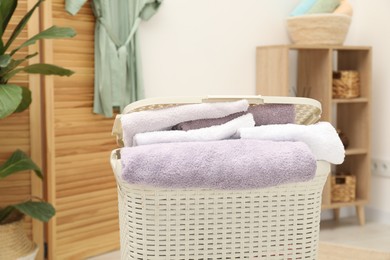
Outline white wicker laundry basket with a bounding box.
[111,95,330,260]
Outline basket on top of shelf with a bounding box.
[331,174,356,202]
[332,70,360,99]
[286,14,351,45]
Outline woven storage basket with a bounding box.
[111,95,330,260]
[331,175,356,202]
[332,70,360,99]
[286,14,351,45]
[0,216,38,260]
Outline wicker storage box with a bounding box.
[331,175,356,202]
[286,14,351,45]
[332,70,360,99]
[111,95,330,260]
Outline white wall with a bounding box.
[140,0,390,222]
[140,0,301,97]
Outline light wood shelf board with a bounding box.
[332,97,369,104]
[322,199,368,209]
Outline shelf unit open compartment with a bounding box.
[334,154,370,202]
[256,45,371,224]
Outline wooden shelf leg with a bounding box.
[333,208,340,221]
[356,206,365,225]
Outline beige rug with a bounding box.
[319,242,390,260]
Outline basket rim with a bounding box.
[121,95,321,115]
[111,95,322,146]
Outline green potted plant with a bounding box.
[0,0,75,258]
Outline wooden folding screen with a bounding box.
[0,0,44,259]
[41,1,119,259]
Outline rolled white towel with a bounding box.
[121,100,249,146]
[134,113,255,146]
[238,122,345,164]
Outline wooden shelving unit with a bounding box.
[256,45,372,225]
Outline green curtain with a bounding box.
[66,0,163,117]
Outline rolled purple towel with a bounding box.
[120,139,316,189]
[173,104,295,130]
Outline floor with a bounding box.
[88,218,390,260]
[320,217,390,252]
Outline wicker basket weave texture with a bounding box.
[0,218,36,259]
[286,14,351,45]
[331,175,356,202]
[116,162,329,260]
[332,70,360,99]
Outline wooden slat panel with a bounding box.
[43,1,119,259]
[56,203,118,223]
[0,0,38,249]
[57,212,119,232]
[55,233,119,259]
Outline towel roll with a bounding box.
[174,104,295,131]
[121,100,249,146]
[134,113,255,146]
[306,0,341,14]
[333,0,353,16]
[290,0,317,16]
[238,122,345,164]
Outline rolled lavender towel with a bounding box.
[120,139,317,189]
[174,104,295,130]
[238,122,345,164]
[120,100,249,146]
[133,113,255,146]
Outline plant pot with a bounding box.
[0,214,38,260]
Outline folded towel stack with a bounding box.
[121,139,317,189]
[118,99,343,189]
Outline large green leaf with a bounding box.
[14,86,31,113]
[1,67,24,82]
[0,201,55,223]
[0,206,14,224]
[20,63,75,76]
[12,201,55,222]
[0,0,17,54]
[0,52,38,80]
[3,0,44,53]
[0,84,22,118]
[0,0,17,33]
[2,62,74,82]
[10,26,77,56]
[0,54,11,67]
[0,149,42,179]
